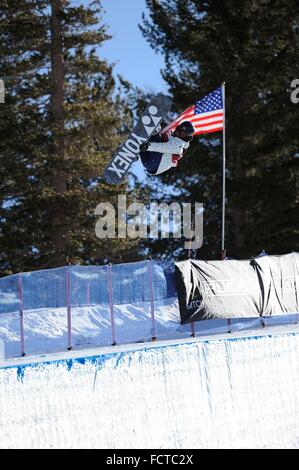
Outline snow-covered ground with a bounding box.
[0,296,298,360]
[1,294,299,449]
[1,328,299,448]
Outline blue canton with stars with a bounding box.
[195,87,223,114]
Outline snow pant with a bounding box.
[139,151,163,175]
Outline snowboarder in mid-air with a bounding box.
[103,95,194,184]
[138,121,195,175]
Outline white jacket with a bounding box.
[147,135,190,175]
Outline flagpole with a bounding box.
[221,82,226,260]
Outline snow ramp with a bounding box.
[0,328,299,449]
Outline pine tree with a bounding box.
[141,0,299,259]
[0,0,139,275]
[0,0,50,273]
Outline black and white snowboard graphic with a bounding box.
[104,94,172,184]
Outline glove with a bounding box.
[139,142,150,152]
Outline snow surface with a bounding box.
[1,295,299,449]
[1,329,299,448]
[0,297,298,360]
[1,294,299,448]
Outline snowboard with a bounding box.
[104,94,172,184]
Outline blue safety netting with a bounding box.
[70,265,109,307]
[0,274,20,315]
[22,267,67,311]
[0,261,177,314]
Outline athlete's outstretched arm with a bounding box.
[147,137,188,154]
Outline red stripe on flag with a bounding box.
[191,112,223,123]
[194,126,223,135]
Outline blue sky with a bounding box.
[100,0,168,93]
[98,0,169,181]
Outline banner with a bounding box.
[175,253,299,323]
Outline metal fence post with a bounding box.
[147,258,157,341]
[107,263,116,346]
[18,273,25,357]
[66,266,72,350]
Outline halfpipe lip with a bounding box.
[1,322,299,371]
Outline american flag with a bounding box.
[162,87,224,136]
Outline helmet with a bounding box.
[176,121,195,136]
